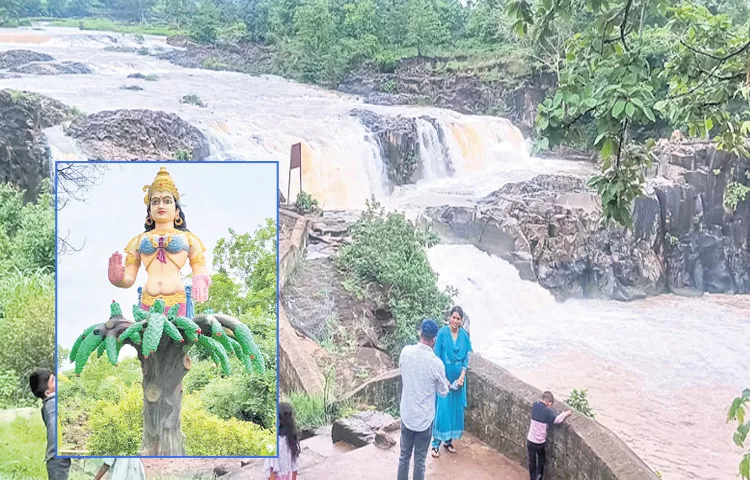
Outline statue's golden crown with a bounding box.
[143,167,180,205]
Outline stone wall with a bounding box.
[278,209,325,395]
[343,354,658,480]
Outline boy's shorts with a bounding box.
[46,457,71,480]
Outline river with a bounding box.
[1,25,746,479]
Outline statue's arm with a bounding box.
[187,233,209,276]
[116,235,141,288]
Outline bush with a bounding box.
[375,52,398,73]
[87,384,143,455]
[182,396,276,456]
[0,181,55,273]
[0,269,55,381]
[336,198,454,355]
[295,191,319,214]
[184,358,217,393]
[284,391,328,430]
[565,388,595,419]
[200,364,277,429]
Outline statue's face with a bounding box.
[149,190,179,224]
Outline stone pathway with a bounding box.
[221,429,528,479]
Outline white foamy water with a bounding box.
[428,244,749,479]
[0,26,525,210]
[2,25,747,479]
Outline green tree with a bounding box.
[0,181,55,274]
[506,0,750,227]
[406,0,450,56]
[196,218,277,319]
[189,0,221,44]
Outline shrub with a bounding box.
[0,269,55,379]
[87,384,144,455]
[284,391,328,430]
[200,365,277,429]
[182,396,276,456]
[295,191,319,214]
[184,358,217,393]
[336,198,454,355]
[565,388,595,419]
[0,181,55,273]
[375,52,398,73]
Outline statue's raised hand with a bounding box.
[192,274,212,303]
[108,252,125,287]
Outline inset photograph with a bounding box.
[55,161,279,458]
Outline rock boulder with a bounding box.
[0,89,74,200]
[0,50,54,69]
[65,109,211,161]
[331,411,396,448]
[10,61,93,75]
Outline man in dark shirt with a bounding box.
[29,368,71,480]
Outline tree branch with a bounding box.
[696,64,745,82]
[562,105,598,129]
[620,0,633,51]
[680,38,750,63]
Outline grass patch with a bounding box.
[0,416,47,480]
[284,391,329,430]
[47,18,184,37]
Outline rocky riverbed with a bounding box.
[422,141,750,301]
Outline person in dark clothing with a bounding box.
[526,391,572,480]
[29,368,70,480]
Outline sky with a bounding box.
[56,161,278,351]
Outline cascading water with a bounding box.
[2,25,747,479]
[426,245,749,479]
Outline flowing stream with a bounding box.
[2,25,746,479]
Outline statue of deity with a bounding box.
[107,166,212,315]
[68,166,267,456]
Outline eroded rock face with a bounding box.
[351,109,454,189]
[423,141,750,300]
[424,174,665,301]
[0,50,54,69]
[652,141,750,294]
[65,109,211,160]
[10,61,93,75]
[340,57,554,133]
[0,90,73,200]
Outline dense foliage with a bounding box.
[0,183,55,407]
[507,0,750,226]
[336,198,454,354]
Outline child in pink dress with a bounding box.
[264,402,301,480]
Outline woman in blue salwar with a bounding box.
[431,306,473,457]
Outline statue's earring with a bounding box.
[146,215,154,225]
[175,216,183,226]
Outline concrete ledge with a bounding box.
[278,210,325,395]
[280,209,309,289]
[341,354,658,480]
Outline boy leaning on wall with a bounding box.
[526,390,572,480]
